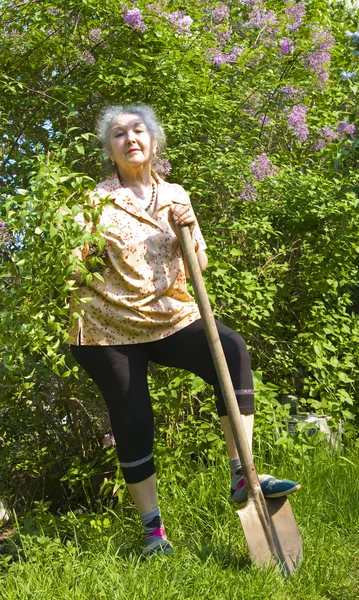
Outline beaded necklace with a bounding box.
[118,173,157,212]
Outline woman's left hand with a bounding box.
[170,205,196,234]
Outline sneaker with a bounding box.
[259,474,301,498]
[232,474,300,507]
[142,538,174,556]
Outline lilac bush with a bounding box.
[287,104,309,142]
[147,5,193,34]
[123,8,147,32]
[1,0,359,491]
[240,184,259,201]
[80,51,95,64]
[154,157,172,176]
[249,154,279,180]
[244,6,279,29]
[88,28,104,43]
[280,84,304,100]
[302,28,335,85]
[207,45,242,65]
[211,3,230,24]
[285,0,306,32]
[216,29,232,47]
[337,121,356,137]
[167,11,193,33]
[279,38,294,55]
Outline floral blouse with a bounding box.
[67,171,207,345]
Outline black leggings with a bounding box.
[71,318,254,484]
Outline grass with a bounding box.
[0,443,358,600]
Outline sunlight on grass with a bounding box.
[0,445,358,600]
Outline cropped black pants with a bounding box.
[71,318,254,484]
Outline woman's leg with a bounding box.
[220,414,254,459]
[149,318,255,453]
[70,344,173,553]
[149,319,300,504]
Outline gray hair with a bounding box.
[96,104,166,157]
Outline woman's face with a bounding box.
[108,113,157,173]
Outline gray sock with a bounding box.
[140,507,167,548]
[229,458,244,495]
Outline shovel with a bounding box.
[177,225,303,575]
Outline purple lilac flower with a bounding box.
[103,434,116,447]
[238,0,261,5]
[147,5,192,33]
[280,84,304,100]
[244,7,279,29]
[280,38,293,55]
[208,45,242,65]
[303,49,331,73]
[285,1,306,32]
[314,125,338,150]
[80,51,95,64]
[89,28,104,43]
[154,157,172,176]
[337,121,356,137]
[123,8,147,32]
[302,28,334,85]
[314,139,327,151]
[287,105,309,142]
[216,29,232,47]
[240,184,258,202]
[340,70,356,80]
[212,3,230,24]
[243,6,280,46]
[147,3,163,15]
[318,70,329,85]
[249,154,279,180]
[167,11,193,33]
[319,126,337,141]
[312,28,335,50]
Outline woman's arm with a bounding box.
[183,247,208,277]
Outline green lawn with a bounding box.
[1,445,358,600]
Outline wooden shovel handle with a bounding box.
[177,225,260,492]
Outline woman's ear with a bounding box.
[152,140,158,156]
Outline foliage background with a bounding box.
[0,0,358,507]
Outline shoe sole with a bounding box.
[234,484,301,507]
[142,542,174,557]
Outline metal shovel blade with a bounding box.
[236,496,303,575]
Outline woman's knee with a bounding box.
[220,330,251,367]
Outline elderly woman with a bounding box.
[68,104,299,556]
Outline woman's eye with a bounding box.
[115,132,124,137]
[135,129,144,133]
